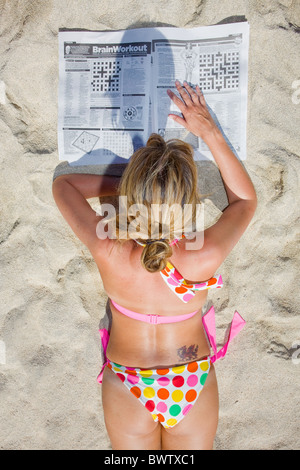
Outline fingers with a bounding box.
[181,81,200,104]
[167,88,186,113]
[175,80,193,104]
[167,81,195,110]
[168,81,205,108]
[196,85,206,107]
[167,81,207,130]
[185,81,206,107]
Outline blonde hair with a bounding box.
[114,134,201,273]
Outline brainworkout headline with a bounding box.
[92,44,149,54]
[64,42,151,57]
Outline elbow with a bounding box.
[243,195,257,224]
[52,175,70,202]
[249,191,258,214]
[242,184,258,217]
[53,174,69,185]
[52,178,61,205]
[249,179,258,211]
[52,175,70,190]
[52,175,62,195]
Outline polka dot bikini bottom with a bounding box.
[99,305,246,429]
[106,357,211,429]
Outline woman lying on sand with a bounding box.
[53,81,256,450]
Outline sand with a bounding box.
[0,0,299,450]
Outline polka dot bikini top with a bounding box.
[135,237,223,303]
[160,261,223,303]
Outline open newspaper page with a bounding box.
[58,23,249,164]
[58,29,152,164]
[150,23,249,160]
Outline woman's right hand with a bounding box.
[167,80,219,145]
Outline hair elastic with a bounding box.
[146,239,166,245]
[135,235,185,248]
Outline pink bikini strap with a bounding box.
[97,328,110,384]
[111,299,198,324]
[202,306,246,363]
[97,306,246,382]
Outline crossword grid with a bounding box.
[199,50,239,92]
[72,131,99,153]
[91,59,122,92]
[101,131,133,158]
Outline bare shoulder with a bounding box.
[175,198,256,282]
[90,236,126,270]
[171,235,220,282]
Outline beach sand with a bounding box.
[0,0,299,449]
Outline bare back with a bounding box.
[91,236,216,369]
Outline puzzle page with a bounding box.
[58,29,152,164]
[151,22,249,160]
[58,24,249,164]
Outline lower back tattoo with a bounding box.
[177,344,199,362]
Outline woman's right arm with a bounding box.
[52,174,120,249]
[167,81,257,267]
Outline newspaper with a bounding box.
[58,23,249,165]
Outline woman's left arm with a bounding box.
[52,174,120,248]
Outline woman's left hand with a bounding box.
[167,80,218,144]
